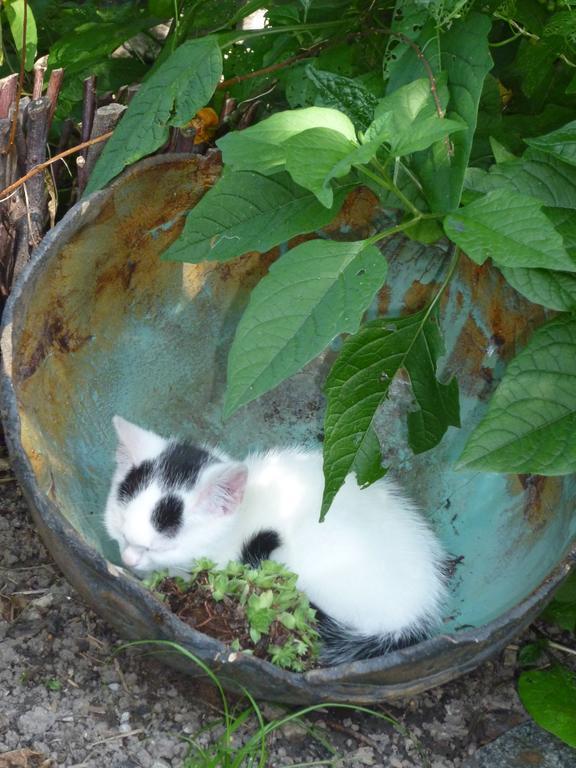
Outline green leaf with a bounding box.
[162,171,353,263]
[518,641,548,667]
[541,571,576,632]
[148,0,172,15]
[489,137,516,164]
[224,239,388,417]
[387,12,493,212]
[279,612,296,630]
[444,190,576,272]
[353,426,386,488]
[216,107,356,177]
[547,207,576,257]
[464,149,576,209]
[500,267,576,312]
[48,18,155,74]
[526,120,576,168]
[321,308,459,519]
[518,665,576,748]
[365,79,466,157]
[84,37,222,195]
[5,0,37,71]
[284,128,356,207]
[303,65,378,131]
[458,315,576,474]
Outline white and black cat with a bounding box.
[104,416,448,665]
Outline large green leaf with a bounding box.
[321,308,460,519]
[304,66,378,132]
[48,18,155,74]
[387,12,493,212]
[162,171,353,263]
[365,79,466,158]
[464,149,576,209]
[284,128,356,207]
[458,315,576,474]
[5,0,37,70]
[444,190,576,272]
[84,37,222,195]
[526,120,576,168]
[216,107,356,177]
[224,240,388,417]
[500,267,576,312]
[518,666,576,748]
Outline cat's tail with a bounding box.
[313,607,432,666]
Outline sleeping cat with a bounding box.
[104,416,448,665]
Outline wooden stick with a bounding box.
[77,75,97,194]
[33,55,48,99]
[46,68,64,129]
[24,97,51,246]
[84,104,126,181]
[0,132,112,201]
[0,74,19,121]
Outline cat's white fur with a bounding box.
[105,417,447,656]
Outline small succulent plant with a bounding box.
[145,559,320,672]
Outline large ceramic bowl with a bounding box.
[1,153,575,703]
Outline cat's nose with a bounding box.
[121,546,143,567]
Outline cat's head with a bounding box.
[104,416,248,573]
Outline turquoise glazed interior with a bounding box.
[5,154,576,644]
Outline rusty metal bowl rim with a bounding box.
[1,154,575,699]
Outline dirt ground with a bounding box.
[0,453,533,768]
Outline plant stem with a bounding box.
[220,20,347,49]
[365,216,425,246]
[373,157,424,217]
[356,165,422,218]
[420,244,460,327]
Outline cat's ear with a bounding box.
[198,462,248,516]
[112,416,167,468]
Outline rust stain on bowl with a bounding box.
[508,475,564,531]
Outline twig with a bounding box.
[218,42,325,90]
[391,31,444,119]
[77,76,97,194]
[0,132,112,199]
[88,728,143,747]
[324,719,380,750]
[8,0,27,148]
[548,640,576,657]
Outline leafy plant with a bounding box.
[68,1,576,515]
[517,571,576,749]
[146,559,320,672]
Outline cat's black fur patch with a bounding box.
[241,530,281,568]
[151,494,184,536]
[159,442,215,489]
[117,460,154,503]
[312,604,430,665]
